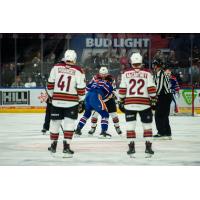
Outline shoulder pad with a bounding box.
[142,68,152,73]
[70,65,85,74]
[54,62,67,67]
[123,68,134,73]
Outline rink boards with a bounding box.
[0,88,200,114]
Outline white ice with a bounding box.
[0,113,200,166]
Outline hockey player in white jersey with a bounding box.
[118,53,157,157]
[47,49,86,157]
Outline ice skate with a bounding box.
[115,127,122,136]
[98,131,112,139]
[41,128,47,135]
[127,141,135,158]
[163,136,172,140]
[145,141,154,158]
[48,140,57,154]
[88,127,96,136]
[74,126,82,137]
[153,134,165,140]
[63,141,74,158]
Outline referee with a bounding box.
[152,59,173,139]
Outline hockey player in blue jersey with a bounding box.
[165,69,180,114]
[75,76,114,138]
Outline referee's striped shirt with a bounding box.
[154,69,172,95]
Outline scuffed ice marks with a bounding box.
[0,113,200,166]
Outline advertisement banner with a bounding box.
[0,88,199,113]
[179,88,200,107]
[0,88,48,112]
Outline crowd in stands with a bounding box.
[1,33,200,88]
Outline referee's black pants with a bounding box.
[155,93,173,136]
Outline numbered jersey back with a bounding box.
[119,68,156,111]
[47,62,86,108]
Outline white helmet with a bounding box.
[64,49,77,63]
[130,53,143,64]
[99,66,108,75]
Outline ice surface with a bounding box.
[0,113,200,166]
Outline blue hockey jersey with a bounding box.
[86,79,113,100]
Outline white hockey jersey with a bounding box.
[119,68,157,111]
[47,62,86,108]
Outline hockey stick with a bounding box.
[37,73,65,133]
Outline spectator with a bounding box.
[2,63,15,87]
[24,76,37,88]
[93,53,101,69]
[167,50,178,67]
[192,46,200,61]
[32,52,41,73]
[153,50,159,60]
[11,75,24,87]
[175,71,184,85]
[119,54,129,69]
[46,52,56,64]
[189,60,200,84]
[32,52,41,67]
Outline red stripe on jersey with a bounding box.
[147,86,157,94]
[144,129,153,137]
[64,131,74,139]
[47,82,55,90]
[119,88,127,95]
[91,117,98,123]
[125,97,150,105]
[127,131,136,138]
[53,93,79,102]
[77,88,86,96]
[50,133,59,140]
[70,65,84,74]
[54,62,67,67]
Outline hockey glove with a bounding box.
[78,101,85,113]
[118,98,126,113]
[150,97,157,110]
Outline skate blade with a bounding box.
[129,154,136,158]
[163,136,172,140]
[153,137,166,140]
[98,135,111,139]
[50,152,57,157]
[74,134,81,138]
[88,134,94,137]
[145,153,153,158]
[63,153,73,158]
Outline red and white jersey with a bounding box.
[119,68,157,111]
[47,62,86,108]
